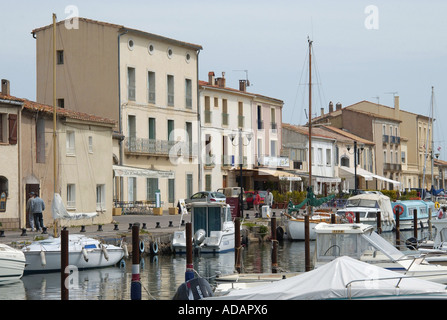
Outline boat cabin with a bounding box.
[191,202,233,237]
[314,223,404,268]
[391,200,436,221]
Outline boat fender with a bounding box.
[393,204,404,216]
[122,243,129,259]
[82,248,89,262]
[276,226,284,241]
[139,240,145,253]
[119,259,126,268]
[151,241,159,255]
[435,202,440,209]
[101,244,109,261]
[40,250,46,267]
[345,212,355,223]
[172,277,214,300]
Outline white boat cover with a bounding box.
[347,193,395,224]
[209,256,447,300]
[51,193,98,220]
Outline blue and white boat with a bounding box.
[391,200,437,230]
[172,202,235,254]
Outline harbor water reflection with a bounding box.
[1,229,417,300]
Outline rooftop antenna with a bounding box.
[372,96,380,105]
[233,70,251,86]
[385,91,398,97]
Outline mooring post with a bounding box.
[305,214,311,272]
[235,218,241,273]
[131,223,141,300]
[61,228,69,300]
[413,208,418,239]
[185,222,194,281]
[395,207,400,249]
[377,211,382,234]
[271,217,278,273]
[331,213,336,224]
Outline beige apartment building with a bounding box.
[1,80,115,229]
[199,71,285,192]
[33,17,203,210]
[313,98,434,190]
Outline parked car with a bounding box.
[184,191,226,208]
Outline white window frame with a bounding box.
[66,131,75,155]
[67,184,76,209]
[96,184,106,211]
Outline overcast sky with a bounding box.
[1,0,447,158]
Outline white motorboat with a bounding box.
[285,211,333,240]
[208,256,447,300]
[0,243,26,283]
[22,234,125,273]
[314,222,447,284]
[337,193,395,232]
[172,202,234,253]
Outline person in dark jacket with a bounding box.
[30,193,45,232]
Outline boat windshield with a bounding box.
[346,199,378,208]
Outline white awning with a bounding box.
[339,167,400,185]
[339,166,374,181]
[256,168,302,181]
[113,165,174,179]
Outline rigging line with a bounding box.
[292,46,309,124]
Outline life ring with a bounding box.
[139,239,145,253]
[151,241,159,255]
[393,204,404,216]
[435,202,440,209]
[345,212,355,223]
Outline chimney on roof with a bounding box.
[336,102,342,111]
[215,72,226,88]
[394,95,399,112]
[1,79,10,96]
[329,101,334,113]
[239,80,247,92]
[208,71,215,85]
[320,107,324,116]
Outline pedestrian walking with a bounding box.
[30,192,45,232]
[26,192,35,231]
[253,191,261,217]
[266,189,274,208]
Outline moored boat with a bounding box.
[337,193,395,232]
[172,202,235,253]
[285,211,333,240]
[22,234,125,273]
[0,243,26,283]
[391,199,436,230]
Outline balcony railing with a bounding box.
[390,136,401,144]
[257,120,264,130]
[125,137,198,157]
[382,135,389,143]
[383,163,402,171]
[222,113,229,126]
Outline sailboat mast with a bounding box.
[431,86,435,189]
[52,14,58,237]
[308,38,312,187]
[53,13,57,194]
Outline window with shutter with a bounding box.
[8,114,17,145]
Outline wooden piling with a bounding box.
[377,211,382,234]
[131,223,141,300]
[331,213,336,224]
[61,228,69,300]
[271,217,278,273]
[413,208,418,239]
[395,207,400,249]
[185,222,194,281]
[235,218,241,273]
[305,214,311,272]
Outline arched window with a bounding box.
[340,156,350,167]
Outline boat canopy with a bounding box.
[346,193,395,223]
[209,256,447,300]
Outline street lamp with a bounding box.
[346,141,364,194]
[229,128,253,218]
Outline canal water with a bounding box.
[1,230,415,300]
